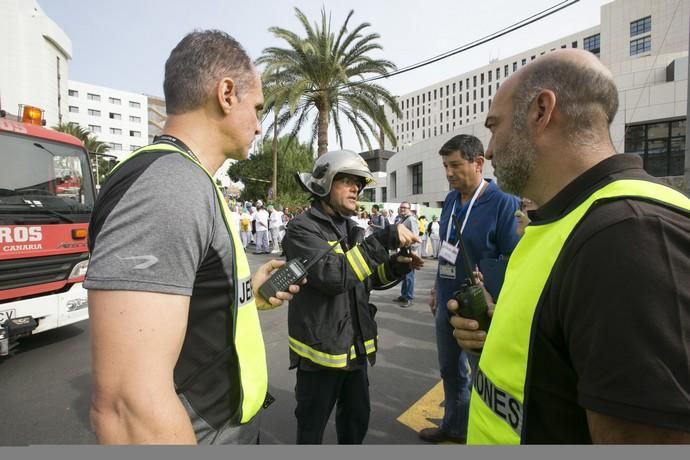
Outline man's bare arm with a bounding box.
[89,290,196,444]
[587,410,690,444]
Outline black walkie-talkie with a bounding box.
[258,236,345,301]
[451,215,491,335]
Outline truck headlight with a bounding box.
[69,260,89,279]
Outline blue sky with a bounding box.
[39,0,610,149]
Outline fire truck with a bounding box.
[0,105,96,356]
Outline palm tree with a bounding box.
[258,8,402,156]
[53,122,112,185]
[52,122,110,155]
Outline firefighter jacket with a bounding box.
[283,204,406,371]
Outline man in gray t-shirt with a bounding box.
[393,201,419,307]
[85,30,300,445]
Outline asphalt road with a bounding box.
[0,249,443,446]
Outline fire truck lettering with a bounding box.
[3,244,43,252]
[0,227,10,243]
[0,226,43,243]
[29,226,42,241]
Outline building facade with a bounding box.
[66,80,148,159]
[0,0,71,127]
[385,0,689,206]
[147,95,167,144]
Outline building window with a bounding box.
[68,89,78,97]
[531,55,536,61]
[129,101,141,109]
[630,36,651,56]
[109,112,121,120]
[381,187,387,203]
[488,70,492,82]
[390,172,396,198]
[361,188,375,202]
[583,34,601,56]
[110,127,122,135]
[88,124,101,133]
[452,83,456,93]
[68,106,79,113]
[109,97,121,105]
[87,93,100,101]
[473,75,477,87]
[434,89,437,100]
[130,130,141,138]
[521,58,527,66]
[496,67,500,79]
[512,62,517,72]
[129,115,141,123]
[109,142,123,150]
[130,145,142,151]
[480,73,484,85]
[625,119,686,177]
[410,163,423,195]
[458,81,463,91]
[572,40,578,48]
[88,109,101,116]
[630,16,651,36]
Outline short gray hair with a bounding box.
[164,30,256,115]
[512,59,619,135]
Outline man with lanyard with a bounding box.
[451,49,690,443]
[419,134,520,444]
[84,30,301,444]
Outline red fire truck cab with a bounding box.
[0,106,96,356]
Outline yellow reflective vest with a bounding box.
[467,179,690,444]
[109,143,268,424]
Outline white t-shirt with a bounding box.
[255,209,269,231]
[430,221,440,238]
[269,210,284,229]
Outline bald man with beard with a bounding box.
[450,49,690,444]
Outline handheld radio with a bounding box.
[258,236,345,301]
[450,215,491,334]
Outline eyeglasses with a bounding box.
[335,176,364,190]
[399,206,409,210]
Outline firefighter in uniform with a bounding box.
[283,150,423,444]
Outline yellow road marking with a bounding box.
[396,380,445,432]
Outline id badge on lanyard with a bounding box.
[438,180,485,279]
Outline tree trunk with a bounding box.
[317,98,329,156]
[272,108,278,200]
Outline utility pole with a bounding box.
[685,20,690,194]
[272,106,278,200]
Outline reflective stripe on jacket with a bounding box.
[284,205,402,370]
